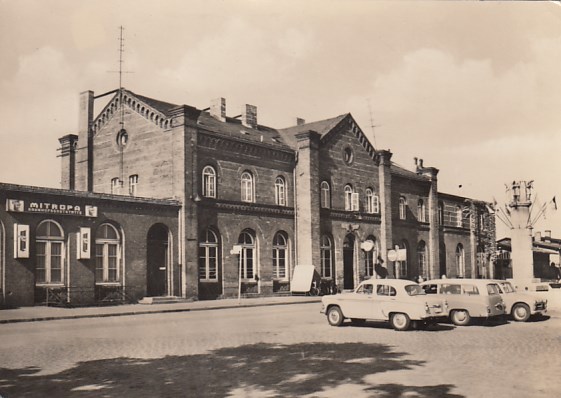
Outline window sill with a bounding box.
[95,282,122,286]
[35,284,65,287]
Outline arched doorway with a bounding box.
[147,224,170,297]
[343,234,355,290]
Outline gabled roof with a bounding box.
[390,163,430,182]
[276,114,349,149]
[131,92,180,115]
[196,111,292,151]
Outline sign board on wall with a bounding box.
[77,227,91,259]
[6,199,97,217]
[13,223,29,258]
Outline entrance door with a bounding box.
[147,224,169,297]
[343,234,355,290]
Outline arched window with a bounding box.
[344,185,353,211]
[456,244,465,277]
[399,197,407,220]
[364,236,378,278]
[95,223,121,283]
[438,201,444,225]
[238,230,256,279]
[202,166,216,198]
[241,171,254,203]
[129,174,138,196]
[456,206,463,227]
[365,189,374,214]
[320,181,331,209]
[36,220,65,284]
[417,241,427,279]
[199,229,219,281]
[275,176,286,206]
[417,199,426,222]
[272,232,288,279]
[320,235,333,278]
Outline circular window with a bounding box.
[343,147,354,165]
[116,129,129,148]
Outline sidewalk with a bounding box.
[0,296,323,324]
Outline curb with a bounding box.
[0,298,322,325]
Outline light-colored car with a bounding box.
[420,278,505,326]
[320,279,444,331]
[493,280,547,322]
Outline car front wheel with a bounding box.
[390,313,410,331]
[451,309,471,326]
[512,303,531,322]
[327,306,344,326]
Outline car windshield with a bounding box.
[501,282,515,293]
[405,284,425,296]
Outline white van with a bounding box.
[420,279,505,326]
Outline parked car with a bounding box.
[320,279,444,331]
[420,279,505,326]
[492,280,547,322]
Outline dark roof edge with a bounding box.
[0,183,182,207]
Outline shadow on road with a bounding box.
[0,342,463,397]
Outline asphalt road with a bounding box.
[0,303,560,397]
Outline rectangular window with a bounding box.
[273,248,286,279]
[36,242,46,283]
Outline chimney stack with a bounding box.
[535,231,542,241]
[210,97,226,122]
[58,134,78,190]
[242,104,257,129]
[75,90,94,191]
[296,117,306,126]
[545,230,552,238]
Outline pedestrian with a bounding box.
[550,262,561,281]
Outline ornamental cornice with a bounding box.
[91,91,174,135]
[198,199,295,217]
[198,131,295,163]
[321,208,381,224]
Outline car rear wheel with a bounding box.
[390,313,410,331]
[451,309,471,326]
[512,303,531,322]
[327,306,344,326]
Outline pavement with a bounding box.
[0,295,323,324]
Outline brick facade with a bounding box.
[0,88,496,306]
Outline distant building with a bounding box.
[497,230,561,280]
[0,88,495,307]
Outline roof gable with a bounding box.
[92,89,180,135]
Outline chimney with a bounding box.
[545,230,552,238]
[535,231,542,241]
[242,104,257,129]
[210,97,226,122]
[58,134,78,190]
[296,117,306,126]
[75,90,94,191]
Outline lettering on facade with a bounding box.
[6,199,98,217]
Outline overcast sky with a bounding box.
[1,0,560,239]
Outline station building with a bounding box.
[0,88,496,307]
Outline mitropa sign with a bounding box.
[6,199,98,217]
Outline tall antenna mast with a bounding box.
[118,25,125,90]
[367,99,379,148]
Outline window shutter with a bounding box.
[351,193,360,211]
[77,227,91,260]
[13,224,30,258]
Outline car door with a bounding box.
[373,283,395,320]
[343,282,376,319]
